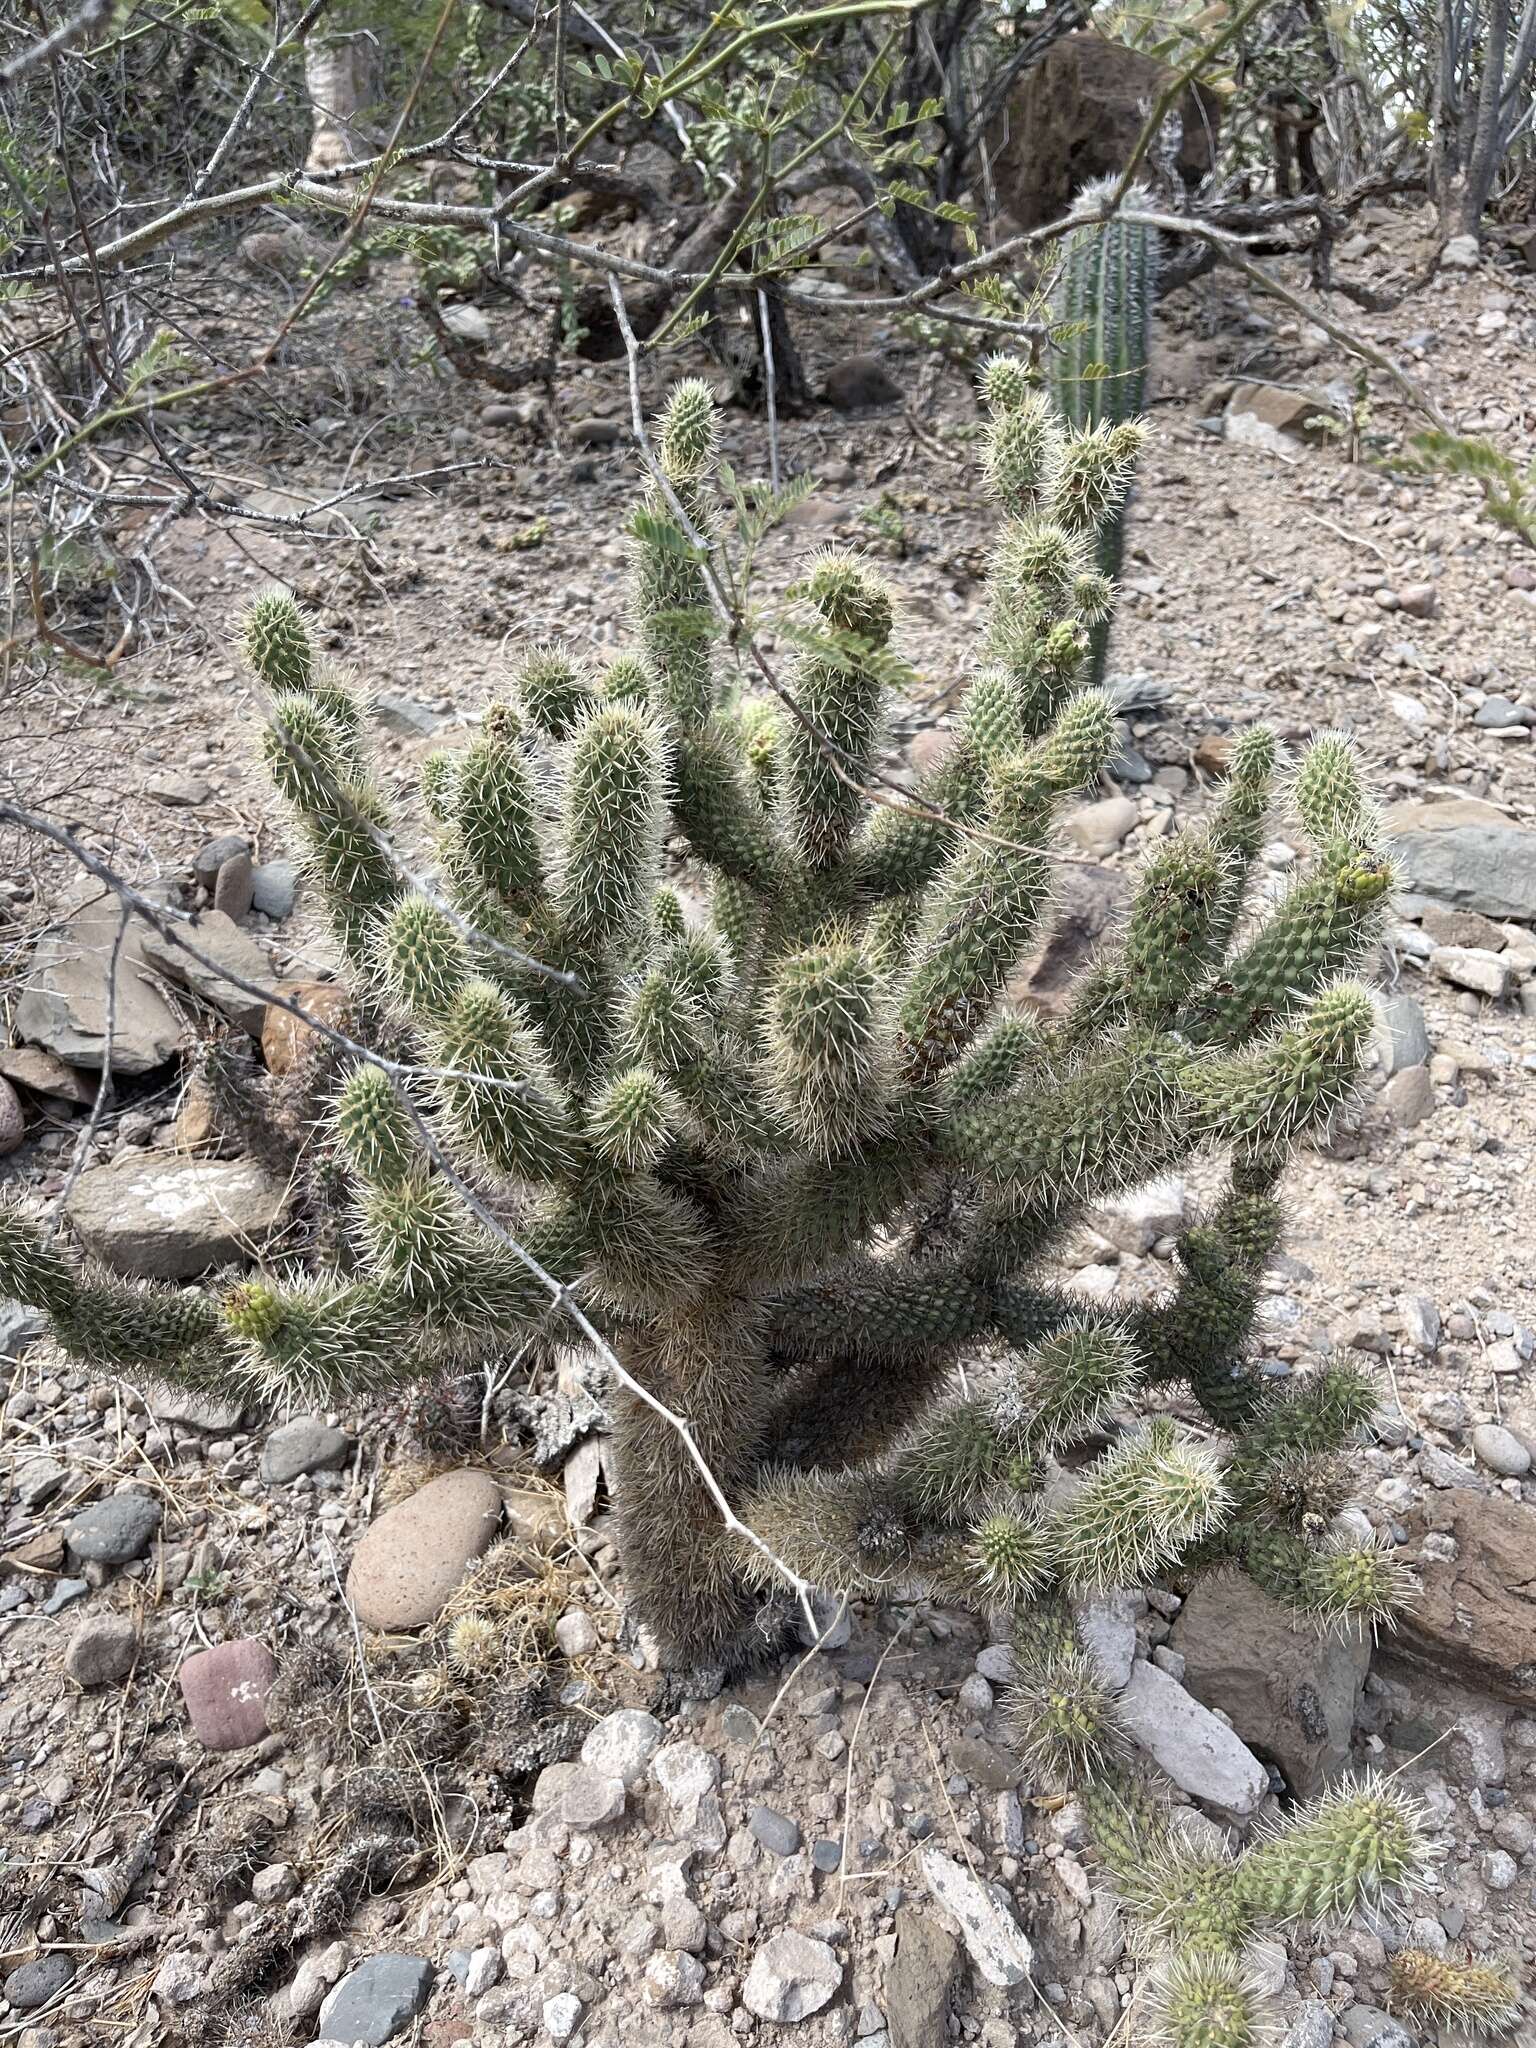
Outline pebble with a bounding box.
[261,1416,352,1484]
[1383,1063,1435,1126]
[1429,945,1512,999]
[65,1493,161,1564]
[741,1930,843,2021]
[193,834,248,886]
[64,1613,138,1686]
[250,860,299,919]
[750,1806,802,1857]
[543,1991,584,2040]
[559,1768,626,1830]
[1471,1423,1531,1477]
[1065,795,1138,856]
[1481,1848,1518,1890]
[975,1645,1014,1684]
[178,1637,277,1750]
[1283,2002,1334,2048]
[212,848,255,920]
[554,1609,598,1657]
[3,1954,76,2011]
[644,1950,705,2009]
[346,1469,502,1628]
[317,1954,434,2045]
[581,1708,664,1788]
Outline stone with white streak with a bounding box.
[919,1847,1035,1988]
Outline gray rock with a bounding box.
[568,417,626,448]
[543,1991,584,2040]
[823,354,902,410]
[560,1768,626,1829]
[1473,694,1534,728]
[250,860,300,919]
[14,1453,67,1508]
[16,894,183,1073]
[750,1806,802,1856]
[261,1416,352,1484]
[0,1075,22,1155]
[1397,1295,1441,1355]
[373,693,441,737]
[1341,2009,1414,2048]
[64,1612,138,1686]
[1472,1423,1531,1477]
[42,1578,88,1615]
[3,1952,76,2010]
[1385,796,1536,921]
[1375,993,1431,1076]
[1482,1847,1518,1890]
[0,1300,45,1363]
[644,1949,705,2009]
[885,1906,959,2048]
[1383,1063,1435,1127]
[582,1708,664,1788]
[1098,1178,1186,1255]
[146,771,210,807]
[66,1493,161,1563]
[1439,231,1480,269]
[1283,2000,1334,2048]
[140,909,273,1037]
[1171,1576,1368,1798]
[150,1386,244,1431]
[1065,795,1138,856]
[919,1847,1034,1988]
[1072,1589,1138,1693]
[1429,945,1512,999]
[741,1930,843,2021]
[316,1954,434,2044]
[65,1152,290,1278]
[1117,1659,1268,1817]
[975,1644,1014,1685]
[194,835,249,887]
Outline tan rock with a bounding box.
[346,1470,503,1629]
[262,981,352,1076]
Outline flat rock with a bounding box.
[14,1453,67,1508]
[0,1046,97,1103]
[317,1954,434,2044]
[147,771,211,807]
[66,1493,161,1563]
[140,910,272,1037]
[1383,1064,1435,1127]
[1117,1658,1268,1817]
[920,1847,1034,1988]
[1429,945,1511,999]
[885,1905,960,2048]
[346,1469,502,1628]
[1072,1589,1138,1692]
[16,895,183,1074]
[741,1930,843,2020]
[1396,1493,1536,1702]
[1171,1577,1369,1797]
[1385,796,1536,921]
[1374,993,1430,1076]
[373,692,441,736]
[179,1637,277,1750]
[65,1152,289,1278]
[262,1417,352,1484]
[150,1386,245,1431]
[1226,381,1333,446]
[65,1613,139,1686]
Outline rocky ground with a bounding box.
[3,197,1536,2048]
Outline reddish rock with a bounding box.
[261,980,353,1076]
[1393,1492,1536,1705]
[180,1638,278,1750]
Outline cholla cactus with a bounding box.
[5,379,1399,1718]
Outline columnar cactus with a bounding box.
[1,366,1423,2040]
[1050,180,1158,682]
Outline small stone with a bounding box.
[975,1645,1014,1684]
[559,1768,626,1829]
[249,860,299,919]
[957,1673,994,1716]
[3,1954,75,2011]
[750,1806,802,1856]
[1473,694,1534,729]
[147,771,211,807]
[823,354,902,410]
[582,1708,665,1788]
[568,417,625,448]
[251,1863,298,1904]
[346,1469,503,1629]
[261,1416,352,1484]
[194,834,249,886]
[662,1897,707,1952]
[742,1930,843,2020]
[1397,1296,1441,1355]
[1482,1848,1519,1890]
[66,1493,160,1564]
[543,1991,584,2040]
[1396,582,1438,619]
[64,1613,138,1687]
[919,1848,1033,1988]
[1066,795,1138,856]
[554,1609,598,1657]
[1072,1589,1138,1693]
[1375,993,1431,1076]
[150,1385,244,1431]
[884,1906,959,2048]
[212,849,255,921]
[179,1638,277,1750]
[14,1454,66,1509]
[1383,1063,1435,1127]
[1440,232,1481,269]
[317,1954,434,2044]
[17,892,183,1074]
[0,1075,23,1155]
[811,1839,842,1872]
[644,1950,705,2009]
[1430,945,1512,999]
[1472,1424,1531,1478]
[1282,2001,1334,2048]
